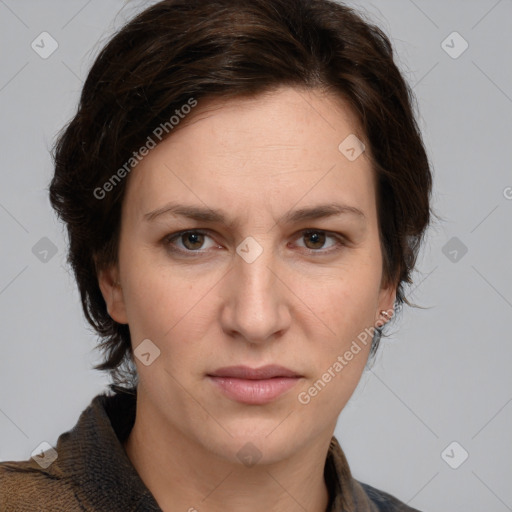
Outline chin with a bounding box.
[200,419,311,466]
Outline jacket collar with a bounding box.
[61,390,160,511]
[56,389,375,511]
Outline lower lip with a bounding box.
[208,376,301,405]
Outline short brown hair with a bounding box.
[49,0,433,387]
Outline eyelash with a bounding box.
[162,229,347,257]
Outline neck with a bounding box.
[123,393,332,512]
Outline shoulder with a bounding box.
[0,458,82,512]
[355,479,422,512]
[0,390,141,512]
[327,436,422,511]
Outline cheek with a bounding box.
[301,259,381,374]
[120,249,220,348]
[306,258,381,328]
[301,284,375,410]
[119,247,177,337]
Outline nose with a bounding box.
[219,242,291,345]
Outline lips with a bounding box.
[208,365,301,379]
[207,365,302,405]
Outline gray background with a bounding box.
[0,1,511,510]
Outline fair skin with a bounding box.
[99,86,396,512]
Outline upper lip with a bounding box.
[208,365,301,379]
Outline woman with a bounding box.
[0,0,432,510]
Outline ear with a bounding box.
[375,279,397,327]
[97,265,129,325]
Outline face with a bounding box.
[99,86,395,465]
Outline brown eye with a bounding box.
[181,231,205,250]
[294,229,344,255]
[303,231,327,250]
[163,230,217,254]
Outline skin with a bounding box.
[99,86,396,512]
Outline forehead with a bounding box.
[122,86,376,224]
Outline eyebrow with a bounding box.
[143,201,366,226]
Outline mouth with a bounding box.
[207,365,303,405]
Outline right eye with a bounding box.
[162,229,220,255]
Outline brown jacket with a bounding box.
[0,391,420,511]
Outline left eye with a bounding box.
[295,230,339,251]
